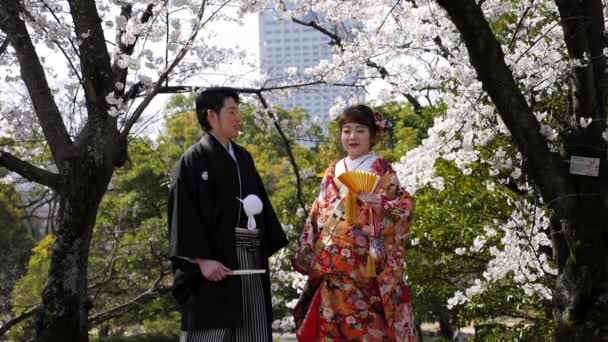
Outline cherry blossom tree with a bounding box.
[265,0,607,339]
[0,0,330,339]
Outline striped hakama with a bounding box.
[180,228,270,342]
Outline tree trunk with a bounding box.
[34,159,113,342]
[433,1,608,340]
[552,133,608,340]
[415,321,424,342]
[99,323,110,338]
[437,306,454,339]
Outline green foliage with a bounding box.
[87,136,177,335]
[3,94,554,339]
[9,234,54,340]
[0,183,33,315]
[11,235,54,309]
[378,102,439,162]
[407,151,553,338]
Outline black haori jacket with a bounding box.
[168,133,288,332]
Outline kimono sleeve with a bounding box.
[373,159,415,225]
[168,153,212,262]
[291,198,322,275]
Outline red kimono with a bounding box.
[292,157,416,341]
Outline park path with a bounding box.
[274,323,476,341]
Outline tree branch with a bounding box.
[0,0,74,165]
[88,283,171,327]
[291,17,342,46]
[31,0,83,84]
[112,4,155,98]
[130,79,360,99]
[120,0,218,139]
[0,35,9,56]
[66,0,114,119]
[291,17,425,113]
[554,0,604,137]
[581,0,607,129]
[0,281,171,336]
[0,305,38,336]
[434,0,573,211]
[256,94,308,213]
[0,151,61,190]
[507,5,532,52]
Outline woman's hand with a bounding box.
[195,259,231,282]
[357,192,382,211]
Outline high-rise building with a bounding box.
[258,10,361,122]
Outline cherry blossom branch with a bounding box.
[581,0,607,129]
[0,35,8,56]
[21,16,84,87]
[121,0,233,139]
[65,0,114,114]
[0,0,75,164]
[145,79,360,97]
[555,0,605,136]
[0,151,61,190]
[291,17,424,114]
[507,4,533,52]
[435,0,573,212]
[15,1,85,87]
[31,0,84,85]
[112,3,156,98]
[291,17,341,45]
[38,0,81,59]
[376,0,403,34]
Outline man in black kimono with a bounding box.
[168,87,288,341]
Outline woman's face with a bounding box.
[341,122,372,159]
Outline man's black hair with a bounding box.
[195,87,240,131]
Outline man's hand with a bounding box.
[358,192,382,211]
[195,259,231,282]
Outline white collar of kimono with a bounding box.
[207,133,236,160]
[333,153,378,195]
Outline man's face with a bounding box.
[207,97,241,140]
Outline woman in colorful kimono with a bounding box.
[292,104,417,341]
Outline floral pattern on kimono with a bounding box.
[292,158,416,342]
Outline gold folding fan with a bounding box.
[338,170,380,194]
[338,171,380,225]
